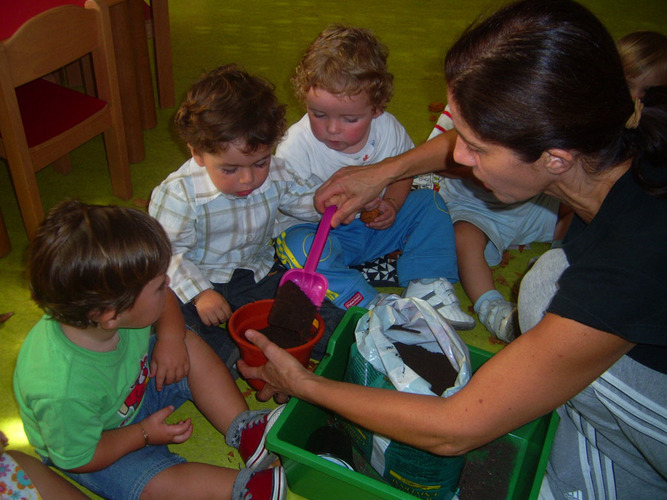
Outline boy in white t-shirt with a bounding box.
[275,25,474,329]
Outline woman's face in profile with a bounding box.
[448,95,551,204]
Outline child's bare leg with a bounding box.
[184,330,248,433]
[554,203,573,241]
[140,462,238,500]
[454,221,494,302]
[455,221,519,341]
[5,450,90,500]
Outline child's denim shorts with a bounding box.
[49,335,193,500]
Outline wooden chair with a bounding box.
[0,208,10,257]
[143,0,175,109]
[0,0,132,239]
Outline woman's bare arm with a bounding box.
[315,133,457,227]
[240,313,633,455]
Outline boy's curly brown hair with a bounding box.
[175,64,287,154]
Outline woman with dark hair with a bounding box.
[238,1,667,498]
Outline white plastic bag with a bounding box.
[340,296,471,499]
[354,295,471,396]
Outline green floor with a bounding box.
[1,0,665,498]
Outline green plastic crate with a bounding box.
[267,307,559,500]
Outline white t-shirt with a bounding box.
[274,111,414,234]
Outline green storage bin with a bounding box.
[266,307,559,500]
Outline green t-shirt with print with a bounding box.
[13,316,151,469]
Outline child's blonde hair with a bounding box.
[617,31,667,98]
[292,25,393,110]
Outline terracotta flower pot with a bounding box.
[228,299,324,390]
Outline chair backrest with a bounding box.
[0,0,87,41]
[1,1,109,88]
[0,0,131,239]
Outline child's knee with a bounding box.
[275,224,317,268]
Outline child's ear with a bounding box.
[543,148,575,175]
[373,107,383,119]
[88,309,120,329]
[188,145,205,167]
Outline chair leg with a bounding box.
[150,0,175,108]
[102,128,133,201]
[0,208,11,257]
[108,0,146,163]
[128,0,157,129]
[79,55,97,96]
[9,161,44,240]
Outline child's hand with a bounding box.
[151,334,190,391]
[364,197,398,230]
[142,406,193,445]
[194,289,232,326]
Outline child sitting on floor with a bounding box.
[13,200,286,500]
[274,25,474,329]
[149,64,344,366]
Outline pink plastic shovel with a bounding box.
[279,205,337,307]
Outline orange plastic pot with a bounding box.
[228,299,325,390]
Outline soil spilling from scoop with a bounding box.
[265,281,317,348]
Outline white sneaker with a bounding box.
[478,298,519,343]
[403,278,476,330]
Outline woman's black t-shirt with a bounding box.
[548,169,667,373]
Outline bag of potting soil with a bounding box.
[339,295,471,500]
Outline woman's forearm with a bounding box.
[385,132,455,180]
[286,314,633,456]
[314,133,455,226]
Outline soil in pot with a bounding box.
[263,280,317,348]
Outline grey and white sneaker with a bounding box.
[403,278,475,330]
[478,298,519,343]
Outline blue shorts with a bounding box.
[52,336,191,500]
[440,178,560,266]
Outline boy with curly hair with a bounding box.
[149,64,343,366]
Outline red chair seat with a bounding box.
[13,78,106,148]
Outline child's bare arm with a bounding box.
[152,291,190,391]
[67,406,192,473]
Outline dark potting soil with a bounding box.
[458,438,518,500]
[268,280,317,338]
[393,342,458,395]
[259,325,308,349]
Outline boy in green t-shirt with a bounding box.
[13,200,286,500]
